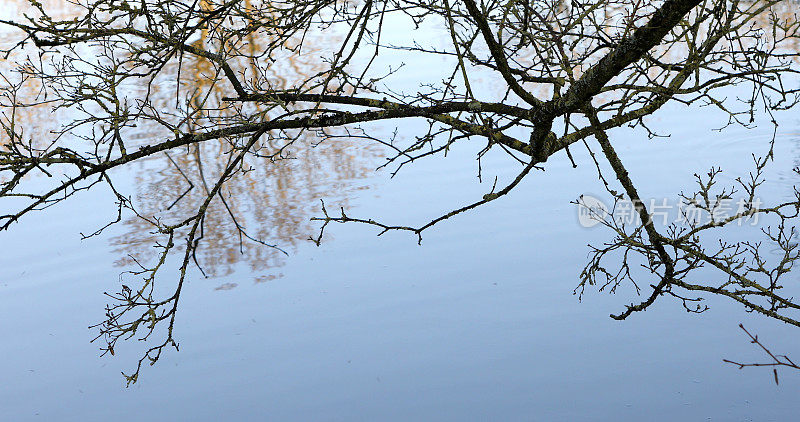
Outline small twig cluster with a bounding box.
[724,323,800,385]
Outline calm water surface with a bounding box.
[2,2,800,421]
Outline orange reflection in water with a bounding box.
[110,5,381,282]
[1,0,383,284]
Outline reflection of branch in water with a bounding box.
[163,152,195,210]
[724,323,800,385]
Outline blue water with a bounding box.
[2,101,800,421]
[2,2,800,421]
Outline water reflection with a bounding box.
[111,135,378,280]
[1,1,800,417]
[116,14,379,281]
[0,0,381,283]
[0,1,82,155]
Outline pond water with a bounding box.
[2,2,800,421]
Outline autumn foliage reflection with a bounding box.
[110,30,379,280]
[1,0,380,281]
